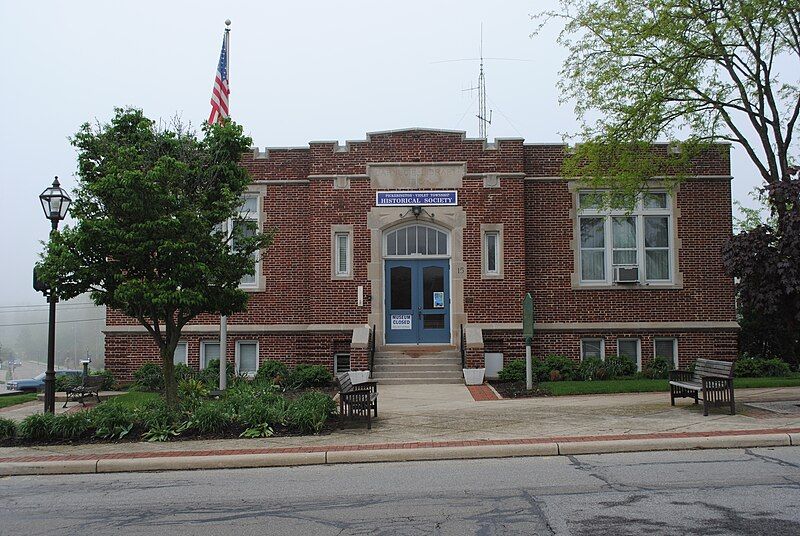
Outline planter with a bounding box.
[348,370,371,384]
[462,368,486,386]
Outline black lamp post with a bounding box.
[38,177,71,413]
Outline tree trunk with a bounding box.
[160,343,179,410]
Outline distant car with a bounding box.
[6,370,82,393]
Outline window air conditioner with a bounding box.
[614,266,639,284]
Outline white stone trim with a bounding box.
[471,321,739,331]
[104,324,365,334]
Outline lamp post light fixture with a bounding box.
[38,177,72,414]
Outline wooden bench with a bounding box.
[669,358,735,416]
[336,372,378,429]
[63,375,104,408]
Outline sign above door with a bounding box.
[375,190,458,207]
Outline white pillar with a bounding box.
[219,315,227,391]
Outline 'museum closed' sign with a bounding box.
[376,191,458,207]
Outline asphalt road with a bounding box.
[2,447,800,535]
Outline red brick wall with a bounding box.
[105,129,736,378]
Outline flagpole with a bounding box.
[220,18,231,393]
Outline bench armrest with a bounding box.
[351,381,378,393]
[701,376,733,391]
[669,370,693,382]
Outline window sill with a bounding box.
[481,273,504,280]
[331,275,354,281]
[571,282,683,291]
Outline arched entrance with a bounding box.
[383,223,451,344]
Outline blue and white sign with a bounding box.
[376,190,458,207]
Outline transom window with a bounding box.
[578,190,673,285]
[385,224,449,257]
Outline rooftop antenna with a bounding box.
[433,25,531,139]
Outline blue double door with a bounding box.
[385,259,450,344]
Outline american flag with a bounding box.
[208,31,230,124]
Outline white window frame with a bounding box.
[577,190,674,286]
[580,338,605,361]
[335,232,351,277]
[223,193,261,289]
[173,341,188,366]
[617,338,642,371]
[331,225,354,279]
[200,340,221,370]
[383,223,451,259]
[333,353,351,375]
[483,230,501,277]
[235,340,259,376]
[654,337,679,369]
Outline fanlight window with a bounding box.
[385,224,449,256]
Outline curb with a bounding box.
[0,431,796,476]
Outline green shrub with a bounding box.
[498,359,526,382]
[577,357,608,381]
[286,392,336,434]
[188,402,233,435]
[240,423,274,438]
[174,363,195,383]
[237,395,289,429]
[91,402,136,439]
[0,417,17,440]
[18,412,57,441]
[604,355,638,378]
[178,378,209,408]
[255,360,289,383]
[285,364,333,390]
[90,370,116,390]
[543,355,577,381]
[197,359,235,388]
[51,412,93,440]
[132,363,164,391]
[643,356,674,379]
[137,398,185,441]
[55,374,82,392]
[761,358,792,377]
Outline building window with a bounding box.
[654,338,678,368]
[617,338,641,371]
[220,194,261,288]
[481,224,503,278]
[236,341,258,375]
[577,190,673,285]
[173,342,188,366]
[200,341,220,369]
[384,224,449,257]
[334,353,350,375]
[331,226,354,279]
[581,339,605,361]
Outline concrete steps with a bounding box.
[371,348,464,385]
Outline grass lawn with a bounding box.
[0,393,38,409]
[105,391,160,409]
[540,375,800,396]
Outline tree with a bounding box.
[535,0,798,202]
[537,1,800,361]
[37,108,273,407]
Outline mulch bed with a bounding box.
[488,380,552,399]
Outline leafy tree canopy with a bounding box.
[37,108,273,405]
[535,0,799,204]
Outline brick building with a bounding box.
[104,128,738,383]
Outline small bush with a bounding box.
[91,403,136,439]
[643,356,674,379]
[90,370,116,390]
[188,402,233,435]
[51,412,93,440]
[0,417,17,440]
[197,359,235,388]
[174,363,195,383]
[255,360,289,384]
[132,363,164,391]
[498,360,526,382]
[285,364,333,390]
[286,392,335,434]
[18,412,57,441]
[178,378,209,408]
[604,355,638,378]
[237,396,289,429]
[138,398,184,441]
[577,357,607,381]
[761,358,792,377]
[55,374,81,392]
[543,355,577,381]
[548,369,562,382]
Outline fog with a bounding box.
[0,1,769,367]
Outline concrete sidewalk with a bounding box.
[2,385,799,475]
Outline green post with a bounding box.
[522,293,534,390]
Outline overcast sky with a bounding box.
[0,0,765,308]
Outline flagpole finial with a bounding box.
[225,19,231,27]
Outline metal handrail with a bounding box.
[460,324,466,369]
[368,324,376,378]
